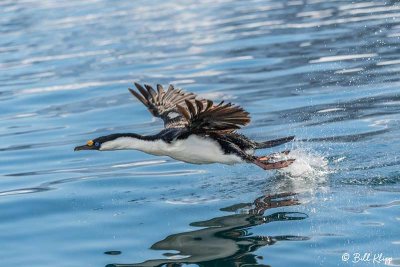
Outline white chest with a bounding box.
[164,135,243,165]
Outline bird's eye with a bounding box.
[95,142,100,147]
[87,140,94,146]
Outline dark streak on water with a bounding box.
[1,0,400,266]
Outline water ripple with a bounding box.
[1,0,399,265]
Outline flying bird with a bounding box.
[74,83,295,170]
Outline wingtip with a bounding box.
[167,84,174,91]
[144,84,153,90]
[128,86,149,106]
[156,84,164,92]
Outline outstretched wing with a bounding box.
[128,83,198,128]
[176,99,251,133]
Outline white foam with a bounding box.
[310,53,376,63]
[279,148,329,177]
[166,254,191,260]
[272,148,331,195]
[317,108,345,113]
[165,197,219,205]
[334,68,363,74]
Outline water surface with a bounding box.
[1,0,399,266]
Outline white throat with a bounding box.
[99,137,165,155]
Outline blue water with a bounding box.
[1,0,399,266]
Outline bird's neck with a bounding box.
[99,133,160,151]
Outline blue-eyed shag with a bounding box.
[74,83,295,170]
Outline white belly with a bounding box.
[161,135,243,165]
[100,135,245,165]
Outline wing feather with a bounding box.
[128,88,148,106]
[134,83,150,100]
[156,84,164,103]
[129,83,198,128]
[180,99,251,133]
[185,99,196,117]
[129,82,251,131]
[176,104,191,120]
[164,85,174,101]
[195,99,203,113]
[144,84,158,104]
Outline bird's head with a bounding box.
[74,133,147,152]
[74,139,102,151]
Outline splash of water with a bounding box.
[277,148,330,180]
[267,147,331,195]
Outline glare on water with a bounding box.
[1,0,399,266]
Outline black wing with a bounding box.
[129,83,199,128]
[176,99,251,133]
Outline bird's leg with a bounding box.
[215,137,294,171]
[252,150,294,170]
[257,150,290,161]
[252,158,295,170]
[258,156,270,161]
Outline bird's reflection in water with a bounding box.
[108,192,309,267]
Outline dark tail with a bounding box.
[256,136,295,149]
